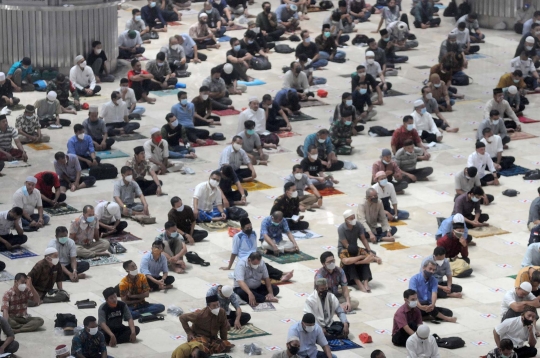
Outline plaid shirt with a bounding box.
[1,287,34,317]
[145,59,171,78]
[71,329,107,358]
[126,156,151,180]
[119,273,150,308]
[15,114,40,135]
[314,266,348,296]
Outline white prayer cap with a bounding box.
[107,202,121,216]
[199,12,208,18]
[55,345,69,356]
[413,99,424,108]
[74,55,84,63]
[25,176,37,184]
[520,282,532,293]
[0,72,5,81]
[365,51,375,57]
[150,128,161,136]
[47,91,57,101]
[221,285,234,297]
[452,213,465,223]
[248,96,259,103]
[416,324,430,339]
[223,63,233,74]
[290,4,297,11]
[397,21,408,31]
[44,247,58,256]
[526,36,535,43]
[508,85,518,94]
[89,105,99,113]
[287,336,300,343]
[343,209,355,219]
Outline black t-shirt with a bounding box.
[86,50,108,72]
[161,123,184,147]
[100,301,128,329]
[351,73,378,93]
[300,157,323,176]
[295,42,319,59]
[240,39,261,56]
[220,69,240,85]
[226,49,249,62]
[219,170,239,194]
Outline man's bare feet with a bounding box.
[143,40,151,44]
[446,127,459,133]
[266,297,279,302]
[174,267,185,273]
[446,317,458,323]
[146,97,156,104]
[98,252,110,257]
[259,160,268,165]
[281,270,294,282]
[449,292,463,298]
[77,273,86,279]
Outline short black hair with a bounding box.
[403,115,413,123]
[152,240,165,249]
[122,260,134,270]
[403,289,416,299]
[54,151,66,161]
[199,86,209,92]
[22,57,31,66]
[284,181,295,192]
[499,339,514,351]
[55,225,68,235]
[370,350,384,358]
[489,109,500,117]
[120,78,129,85]
[433,246,446,257]
[134,146,144,155]
[248,251,262,261]
[165,221,176,230]
[42,172,55,186]
[92,41,102,48]
[513,70,523,77]
[320,251,334,264]
[132,8,140,14]
[156,52,166,61]
[83,316,97,327]
[131,59,140,67]
[469,186,484,196]
[165,113,175,121]
[244,120,255,129]
[121,166,133,175]
[10,207,23,216]
[74,124,84,133]
[170,196,181,207]
[229,37,238,46]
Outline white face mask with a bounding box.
[176,205,185,212]
[89,327,99,335]
[317,139,325,143]
[310,154,318,160]
[125,175,133,182]
[135,15,142,21]
[202,94,209,100]
[492,119,499,125]
[250,263,259,269]
[304,325,315,333]
[77,133,85,140]
[211,307,220,315]
[209,179,219,187]
[17,284,27,292]
[408,300,418,308]
[294,173,303,180]
[95,49,102,55]
[367,59,375,64]
[79,61,87,69]
[426,93,433,99]
[326,262,336,270]
[52,258,60,265]
[435,259,444,266]
[129,269,138,276]
[157,62,164,67]
[526,45,534,51]
[290,191,298,198]
[347,219,357,226]
[121,86,128,92]
[171,44,181,50]
[233,143,242,151]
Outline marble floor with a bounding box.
[2,1,540,357]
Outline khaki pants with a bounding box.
[299,194,317,210]
[529,222,537,230]
[248,150,269,164]
[76,240,110,258]
[8,316,44,333]
[164,237,185,267]
[19,134,50,144]
[338,295,359,310]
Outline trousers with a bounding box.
[226,310,251,327]
[128,302,166,320]
[42,193,67,207]
[233,284,279,303]
[21,213,50,232]
[392,321,418,347]
[285,218,309,231]
[60,176,96,189]
[0,234,28,250]
[147,275,175,291]
[402,167,434,182]
[419,304,453,320]
[106,122,140,136]
[76,240,110,259]
[437,282,462,299]
[514,346,538,358]
[99,221,128,235]
[136,179,163,196]
[63,261,90,280]
[103,325,141,345]
[8,316,44,332]
[464,213,489,228]
[77,155,101,170]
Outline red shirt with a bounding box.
[127,69,149,87]
[437,234,469,259]
[391,126,422,151]
[392,303,423,335]
[35,171,60,199]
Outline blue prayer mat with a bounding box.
[499,165,530,177]
[0,248,38,260]
[328,339,363,351]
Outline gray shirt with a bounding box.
[160,45,186,63]
[47,238,77,266]
[528,197,540,225]
[337,222,365,254]
[285,173,310,196]
[476,118,508,141]
[420,254,451,283]
[233,258,269,289]
[218,145,251,171]
[395,147,424,172]
[97,302,132,325]
[423,97,439,114]
[454,169,481,193]
[238,131,262,153]
[202,76,227,94]
[113,180,142,205]
[82,118,107,140]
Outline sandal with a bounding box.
[185,251,210,266]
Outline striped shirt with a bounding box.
[0,126,18,151]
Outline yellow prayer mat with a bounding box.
[233,180,275,191]
[26,143,52,150]
[389,220,408,226]
[381,242,410,251]
[468,226,510,238]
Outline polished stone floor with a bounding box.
[2,0,540,357]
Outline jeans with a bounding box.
[131,106,146,115]
[388,208,409,220]
[197,207,228,222]
[169,146,192,158]
[211,26,227,37]
[389,55,409,63]
[118,47,145,59]
[128,302,166,319]
[319,51,346,61]
[313,77,327,85]
[308,59,328,69]
[351,11,371,22]
[21,213,51,231]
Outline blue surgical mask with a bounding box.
[234,45,241,52]
[22,186,29,196]
[59,237,69,245]
[345,99,352,106]
[513,79,520,83]
[406,124,414,131]
[86,216,95,223]
[150,1,156,7]
[135,15,142,21]
[420,108,427,114]
[359,88,367,95]
[171,231,179,238]
[246,129,255,135]
[171,119,179,128]
[181,99,188,105]
[383,37,390,42]
[379,179,388,186]
[272,221,280,226]
[345,121,352,125]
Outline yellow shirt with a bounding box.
[171,341,205,358]
[496,72,526,90]
[515,266,540,288]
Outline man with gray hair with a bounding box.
[357,188,397,244]
[304,278,350,338]
[82,105,115,151]
[69,205,110,258]
[12,176,50,232]
[409,260,456,323]
[160,36,188,73]
[69,55,101,97]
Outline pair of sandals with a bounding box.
[185,251,210,266]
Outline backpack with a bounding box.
[319,0,333,9]
[89,163,118,180]
[251,56,272,71]
[275,44,295,54]
[352,34,370,45]
[502,189,519,197]
[33,80,48,91]
[228,206,248,221]
[54,313,77,328]
[451,73,470,86]
[260,133,279,145]
[456,1,471,20]
[289,34,301,42]
[524,169,540,180]
[368,126,394,137]
[336,146,352,155]
[433,334,465,349]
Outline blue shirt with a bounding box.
[303,132,334,158]
[7,61,33,78]
[231,231,257,260]
[211,0,228,16]
[171,102,195,128]
[141,4,166,26]
[288,321,328,358]
[436,215,469,239]
[260,215,289,244]
[67,135,95,156]
[140,252,168,276]
[408,272,438,304]
[275,4,299,23]
[274,88,297,108]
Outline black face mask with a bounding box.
[6,214,14,221]
[370,197,378,203]
[264,7,271,13]
[318,290,328,300]
[295,67,301,74]
[243,229,253,236]
[288,345,300,355]
[523,318,534,326]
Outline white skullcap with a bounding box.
[223,63,233,74]
[413,99,424,108]
[74,55,84,63]
[343,209,355,219]
[107,202,121,216]
[221,285,234,297]
[47,91,57,101]
[150,128,161,136]
[248,96,259,103]
[417,324,430,339]
[508,85,518,94]
[452,213,464,223]
[365,51,374,57]
[89,105,99,113]
[44,247,58,256]
[526,36,535,43]
[26,176,37,184]
[290,4,297,11]
[55,345,69,356]
[287,336,300,343]
[0,72,5,81]
[199,12,208,18]
[397,21,407,31]
[520,282,532,293]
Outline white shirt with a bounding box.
[453,28,470,45]
[118,30,143,48]
[495,316,536,349]
[192,181,223,212]
[411,111,441,136]
[0,210,22,236]
[125,18,147,32]
[116,87,137,110]
[69,65,96,91]
[484,98,518,123]
[467,151,497,178]
[364,61,382,78]
[236,108,267,135]
[282,71,309,91]
[12,187,42,215]
[143,139,169,162]
[406,333,441,358]
[100,100,129,124]
[95,201,121,224]
[372,182,397,205]
[510,56,537,77]
[501,289,536,316]
[480,135,503,158]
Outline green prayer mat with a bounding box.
[261,250,316,264]
[96,149,130,159]
[227,324,271,340]
[114,133,148,142]
[285,113,317,122]
[44,204,81,216]
[150,89,182,97]
[508,275,517,279]
[79,255,122,267]
[107,232,143,244]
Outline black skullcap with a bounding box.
[206,294,219,304]
[475,141,486,149]
[240,217,251,227]
[302,313,316,324]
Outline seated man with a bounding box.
[179,294,232,354]
[371,148,409,192]
[67,124,101,170]
[54,151,96,193]
[99,287,139,346]
[453,187,490,229]
[304,278,350,338]
[409,260,456,323]
[69,55,101,97]
[193,171,228,222]
[357,188,397,243]
[0,315,18,354]
[406,325,440,358]
[422,247,463,299]
[274,88,301,115]
[82,106,114,151]
[119,260,165,318]
[256,2,286,42]
[35,171,66,208]
[477,109,511,147]
[428,73,454,112]
[118,30,146,60]
[114,166,150,217]
[420,86,457,132]
[236,97,270,136]
[523,243,540,267]
[101,91,141,137]
[516,267,540,297]
[45,73,80,114]
[437,222,472,271]
[315,252,358,311]
[480,127,515,171]
[468,141,500,187]
[316,25,346,63]
[495,306,538,358]
[0,72,20,109]
[283,62,310,95]
[70,205,110,258]
[454,21,479,55]
[48,225,89,282]
[276,3,300,32]
[144,128,183,175]
[6,57,34,92]
[127,146,164,197]
[391,115,426,154]
[161,36,188,73]
[168,196,208,244]
[240,30,268,63]
[127,59,156,104]
[219,135,256,182]
[505,85,524,118]
[300,129,344,172]
[87,41,115,83]
[34,91,70,128]
[351,65,385,105]
[118,78,146,118]
[189,13,220,51]
[484,88,521,132]
[335,91,372,130]
[162,113,202,158]
[338,210,374,253]
[435,213,469,241]
[300,145,339,189]
[372,171,409,221]
[95,201,128,237]
[528,188,540,230]
[155,221,187,274]
[285,164,322,211]
[262,93,292,132]
[296,30,328,69]
[146,52,178,90]
[201,1,226,38]
[339,244,380,292]
[454,166,493,204]
[1,273,44,333]
[141,240,175,291]
[171,91,211,142]
[350,84,378,123]
[364,51,392,94]
[329,110,355,155]
[219,164,248,208]
[28,247,66,303]
[410,99,442,144]
[502,282,540,321]
[487,339,520,358]
[511,50,539,91]
[395,139,433,183]
[392,289,423,347]
[192,86,221,126]
[288,313,336,358]
[270,184,310,231]
[412,0,440,28]
[142,0,175,32]
[71,316,108,358]
[15,105,50,144]
[206,285,251,329]
[233,252,279,305]
[202,67,234,111]
[12,176,50,231]
[378,28,408,64]
[0,207,27,251]
[457,12,484,42]
[260,210,300,255]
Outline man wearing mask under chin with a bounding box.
[179,294,233,354]
[69,55,101,97]
[71,316,108,358]
[391,289,423,347]
[287,313,336,358]
[494,306,538,358]
[192,171,228,222]
[272,336,301,358]
[28,247,68,303]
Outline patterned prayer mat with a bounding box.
[0,248,38,260]
[79,255,122,267]
[44,204,81,216]
[328,339,362,351]
[26,143,53,150]
[381,242,410,250]
[264,147,291,155]
[468,226,510,238]
[499,165,530,177]
[287,113,317,122]
[306,187,344,196]
[261,251,316,264]
[277,131,302,138]
[519,116,540,123]
[8,104,25,111]
[198,220,240,232]
[107,232,143,244]
[300,99,328,108]
[212,109,241,116]
[96,149,130,160]
[251,302,276,311]
[4,161,31,168]
[232,180,274,191]
[150,89,183,97]
[114,133,148,142]
[509,131,538,141]
[0,271,15,282]
[190,139,218,147]
[389,220,408,226]
[289,230,322,240]
[227,324,271,340]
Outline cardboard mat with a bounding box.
[107,232,143,244]
[79,255,122,267]
[381,242,410,250]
